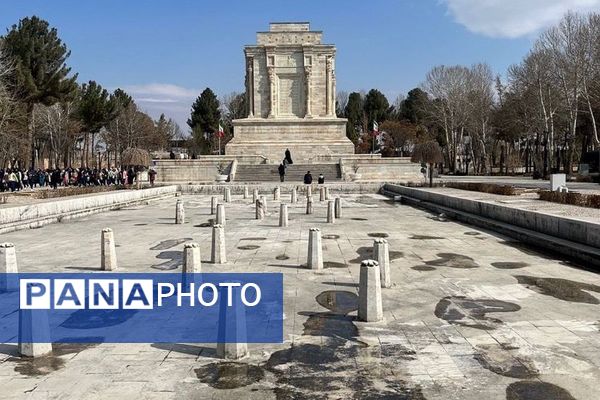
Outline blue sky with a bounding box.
[2,0,599,131]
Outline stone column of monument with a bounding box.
[246,57,254,117]
[267,65,276,118]
[326,56,334,117]
[304,65,312,118]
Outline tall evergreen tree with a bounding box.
[77,81,111,166]
[188,88,221,154]
[344,92,363,143]
[399,88,429,124]
[2,16,78,167]
[364,89,389,128]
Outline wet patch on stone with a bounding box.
[323,261,347,269]
[150,238,192,251]
[275,254,290,261]
[411,266,436,271]
[506,381,576,400]
[368,232,389,238]
[238,245,260,250]
[194,362,264,389]
[240,237,267,241]
[9,342,99,377]
[151,250,182,270]
[316,291,359,314]
[515,275,600,304]
[134,223,148,226]
[434,296,521,330]
[473,350,537,379]
[351,217,368,221]
[492,262,529,269]
[194,222,212,228]
[350,247,403,264]
[322,234,340,240]
[424,253,479,269]
[410,235,444,240]
[464,231,481,236]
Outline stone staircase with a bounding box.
[234,163,341,182]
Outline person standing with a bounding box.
[285,148,293,165]
[303,171,312,185]
[318,173,325,184]
[149,169,157,186]
[278,163,286,182]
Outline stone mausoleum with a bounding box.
[225,22,355,162]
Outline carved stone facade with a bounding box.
[226,22,355,162]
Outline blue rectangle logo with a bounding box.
[0,273,283,343]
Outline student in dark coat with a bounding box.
[318,173,325,184]
[278,163,286,182]
[303,171,312,184]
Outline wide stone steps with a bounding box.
[234,164,341,182]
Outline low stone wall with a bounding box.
[0,186,178,234]
[342,157,425,183]
[383,184,600,250]
[180,182,386,195]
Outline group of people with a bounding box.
[0,166,151,192]
[277,149,325,184]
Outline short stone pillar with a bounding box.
[18,309,52,358]
[291,188,297,203]
[327,200,335,223]
[358,260,383,322]
[307,228,323,270]
[273,186,280,201]
[211,196,217,215]
[255,197,266,220]
[325,187,330,200]
[306,196,313,214]
[320,186,326,201]
[374,239,391,288]
[0,243,18,292]
[136,171,142,190]
[216,204,226,226]
[101,228,117,271]
[550,174,567,192]
[279,204,289,227]
[224,188,231,203]
[183,242,201,274]
[175,200,185,224]
[211,224,227,264]
[252,189,259,204]
[334,197,342,219]
[216,285,248,360]
[260,195,267,213]
[306,186,312,198]
[243,186,249,199]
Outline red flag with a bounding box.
[217,124,224,138]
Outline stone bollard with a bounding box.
[18,309,52,358]
[358,260,383,322]
[0,243,18,291]
[291,188,297,203]
[216,285,248,360]
[182,242,201,274]
[101,228,117,271]
[274,186,280,201]
[255,197,266,220]
[243,186,249,199]
[374,239,391,288]
[325,187,330,200]
[211,224,227,264]
[306,186,312,198]
[307,228,323,270]
[216,204,226,226]
[260,195,268,213]
[320,186,325,201]
[306,196,313,214]
[224,188,231,203]
[175,200,185,224]
[334,197,342,219]
[279,204,289,227]
[327,200,335,223]
[211,196,218,215]
[252,189,259,204]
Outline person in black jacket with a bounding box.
[278,163,286,182]
[285,148,293,164]
[303,171,312,184]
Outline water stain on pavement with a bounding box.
[194,222,212,228]
[411,266,436,271]
[464,231,481,236]
[195,362,264,389]
[240,237,267,241]
[492,262,529,269]
[506,381,576,400]
[351,217,368,221]
[434,296,521,330]
[473,351,537,379]
[323,261,347,269]
[410,235,444,240]
[515,276,600,304]
[322,234,340,239]
[424,253,479,269]
[150,238,192,251]
[368,232,389,238]
[275,254,290,260]
[350,247,404,264]
[9,342,99,377]
[238,245,260,250]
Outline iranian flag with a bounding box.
[372,121,379,136]
[217,123,225,138]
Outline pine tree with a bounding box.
[188,88,221,154]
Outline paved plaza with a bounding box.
[1,191,599,399]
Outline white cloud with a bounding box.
[122,83,198,100]
[442,0,600,38]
